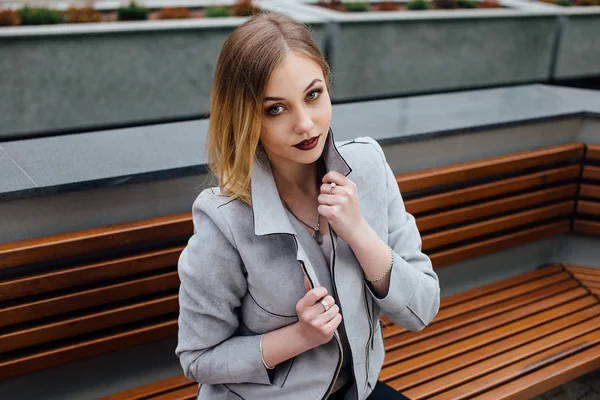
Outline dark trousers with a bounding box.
[329,380,411,400]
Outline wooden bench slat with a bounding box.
[416,184,577,232]
[576,200,600,217]
[0,295,178,353]
[579,183,600,200]
[471,344,600,400]
[430,220,571,267]
[0,271,179,328]
[422,201,574,251]
[564,264,600,275]
[585,144,600,162]
[408,323,600,400]
[386,307,600,394]
[382,265,567,339]
[0,318,177,380]
[382,291,595,369]
[582,165,600,181]
[384,279,582,349]
[381,299,599,383]
[99,375,195,400]
[0,246,183,302]
[572,219,600,235]
[0,213,192,270]
[395,314,600,398]
[152,385,198,400]
[396,143,584,193]
[405,165,579,215]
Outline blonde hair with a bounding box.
[206,12,332,206]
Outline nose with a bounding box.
[293,107,315,135]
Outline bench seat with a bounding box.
[99,263,600,400]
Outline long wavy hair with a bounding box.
[206,12,332,206]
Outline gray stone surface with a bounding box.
[533,368,600,400]
[0,120,208,187]
[331,16,557,100]
[555,14,600,79]
[2,84,600,204]
[0,145,37,192]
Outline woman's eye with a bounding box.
[267,105,284,116]
[307,89,322,101]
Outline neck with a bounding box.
[271,157,326,199]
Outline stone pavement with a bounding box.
[533,368,600,400]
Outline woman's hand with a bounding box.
[294,277,342,350]
[318,171,367,246]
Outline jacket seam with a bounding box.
[247,290,299,319]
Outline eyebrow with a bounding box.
[264,78,322,102]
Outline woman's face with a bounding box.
[260,51,332,169]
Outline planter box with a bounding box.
[0,1,326,139]
[288,0,559,101]
[554,8,600,79]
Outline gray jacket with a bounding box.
[175,130,440,400]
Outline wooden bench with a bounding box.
[97,263,600,400]
[3,142,600,399]
[0,213,192,380]
[574,144,600,235]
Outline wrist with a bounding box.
[292,322,315,352]
[346,218,374,249]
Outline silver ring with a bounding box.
[320,299,330,312]
[329,182,336,195]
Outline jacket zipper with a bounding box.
[362,282,374,391]
[328,226,360,400]
[292,235,343,400]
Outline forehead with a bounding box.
[265,52,324,94]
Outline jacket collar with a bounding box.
[250,127,352,236]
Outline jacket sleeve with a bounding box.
[363,137,441,332]
[175,191,274,385]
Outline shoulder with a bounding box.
[190,186,253,243]
[336,136,387,174]
[336,136,386,161]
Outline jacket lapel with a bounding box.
[249,127,352,287]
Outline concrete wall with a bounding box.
[329,15,557,100]
[555,13,600,79]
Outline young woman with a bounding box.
[175,12,440,400]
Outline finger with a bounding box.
[323,313,343,331]
[313,304,340,325]
[303,295,336,319]
[304,276,311,292]
[298,287,328,310]
[322,171,345,185]
[318,193,342,205]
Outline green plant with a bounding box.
[345,2,370,11]
[18,6,64,25]
[231,0,260,16]
[204,6,230,17]
[157,7,191,19]
[574,0,597,5]
[458,0,477,7]
[117,1,149,21]
[0,9,20,26]
[64,6,102,23]
[555,0,572,5]
[407,0,430,9]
